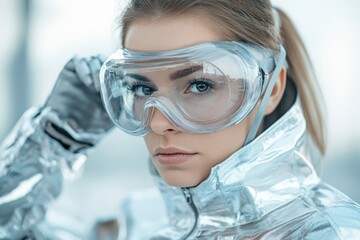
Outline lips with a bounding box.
[154,147,197,165]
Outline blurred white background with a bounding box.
[0,0,359,228]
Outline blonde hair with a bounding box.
[119,0,326,154]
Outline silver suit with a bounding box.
[1,98,360,239]
[0,107,88,239]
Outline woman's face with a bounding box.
[125,16,258,187]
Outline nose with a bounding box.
[149,108,179,135]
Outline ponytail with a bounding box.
[276,7,326,155]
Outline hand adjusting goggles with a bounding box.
[99,41,286,140]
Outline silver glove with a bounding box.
[43,55,113,152]
[0,55,114,239]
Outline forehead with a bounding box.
[124,15,222,52]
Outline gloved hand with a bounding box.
[42,55,114,151]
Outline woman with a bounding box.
[1,0,360,239]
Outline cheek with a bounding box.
[143,134,156,152]
[200,122,249,165]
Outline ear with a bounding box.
[264,67,287,115]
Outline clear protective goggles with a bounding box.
[99,41,286,137]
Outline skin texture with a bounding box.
[124,15,286,187]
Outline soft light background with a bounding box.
[0,0,359,228]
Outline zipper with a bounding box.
[180,188,199,239]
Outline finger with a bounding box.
[74,57,93,89]
[88,56,102,92]
[96,54,107,65]
[62,55,79,71]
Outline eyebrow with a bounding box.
[169,65,203,80]
[126,73,150,82]
[126,65,203,82]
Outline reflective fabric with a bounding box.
[100,41,285,136]
[120,98,360,239]
[1,95,360,240]
[0,107,88,239]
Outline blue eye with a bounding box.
[190,82,210,93]
[135,85,154,96]
[128,82,155,97]
[186,78,214,94]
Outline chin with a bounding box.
[159,169,204,188]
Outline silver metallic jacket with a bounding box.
[1,99,360,239]
[0,108,88,239]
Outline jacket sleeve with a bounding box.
[0,107,88,239]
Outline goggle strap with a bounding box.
[244,46,286,145]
